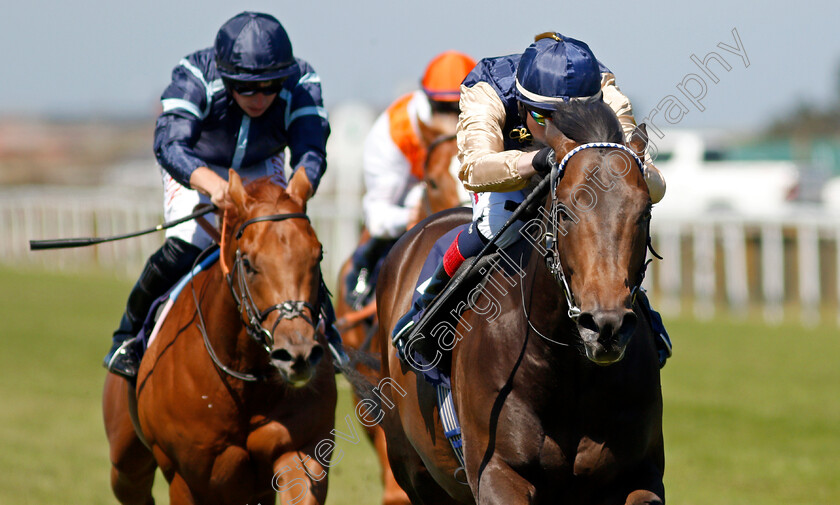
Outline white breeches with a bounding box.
[162,153,287,249]
[471,189,527,249]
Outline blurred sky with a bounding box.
[2,0,838,131]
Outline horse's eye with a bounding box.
[556,206,572,222]
[242,257,256,274]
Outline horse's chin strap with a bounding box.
[543,142,650,321]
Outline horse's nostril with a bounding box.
[309,344,324,366]
[619,311,637,338]
[580,310,635,344]
[578,313,598,334]
[270,349,293,362]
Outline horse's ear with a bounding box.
[227,169,247,208]
[221,169,248,276]
[287,168,313,210]
[545,120,577,160]
[628,123,648,158]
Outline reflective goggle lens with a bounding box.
[529,109,548,127]
[228,78,287,96]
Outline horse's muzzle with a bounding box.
[270,342,324,387]
[576,309,637,365]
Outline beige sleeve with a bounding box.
[456,82,529,192]
[601,72,637,139]
[601,72,666,203]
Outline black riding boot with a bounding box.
[392,261,452,362]
[636,289,673,368]
[346,237,396,309]
[319,279,349,370]
[104,238,202,379]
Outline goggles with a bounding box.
[528,109,550,127]
[429,99,461,115]
[226,78,287,96]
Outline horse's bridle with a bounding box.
[541,142,655,321]
[194,212,320,382]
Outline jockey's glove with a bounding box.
[531,147,556,175]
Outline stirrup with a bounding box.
[322,320,350,372]
[347,268,372,309]
[392,319,415,360]
[656,331,672,369]
[104,338,141,379]
[327,340,350,369]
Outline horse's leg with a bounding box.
[167,472,196,505]
[624,490,664,505]
[388,447,462,505]
[273,448,329,505]
[472,458,535,505]
[619,456,665,505]
[378,370,463,505]
[103,373,157,505]
[370,424,411,505]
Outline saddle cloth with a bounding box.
[139,248,220,353]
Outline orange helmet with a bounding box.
[421,51,477,102]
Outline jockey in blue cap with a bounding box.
[104,11,347,379]
[393,32,672,367]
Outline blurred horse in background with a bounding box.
[335,133,466,505]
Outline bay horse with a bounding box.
[375,103,665,504]
[103,169,337,505]
[335,133,466,505]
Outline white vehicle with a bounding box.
[649,129,803,218]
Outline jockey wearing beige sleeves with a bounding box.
[392,32,672,369]
[457,70,665,201]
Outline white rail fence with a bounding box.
[2,186,839,327]
[0,186,362,289]
[648,214,840,327]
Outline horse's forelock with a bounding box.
[242,176,306,214]
[549,99,623,144]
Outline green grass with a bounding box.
[1,266,838,504]
[661,318,840,504]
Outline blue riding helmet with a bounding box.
[214,12,298,82]
[515,32,602,111]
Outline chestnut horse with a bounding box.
[103,170,337,505]
[375,104,665,504]
[335,134,465,505]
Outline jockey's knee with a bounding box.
[476,215,526,250]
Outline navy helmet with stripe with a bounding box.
[515,32,602,111]
[214,12,298,82]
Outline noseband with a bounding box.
[542,143,651,320]
[195,212,320,382]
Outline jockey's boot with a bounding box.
[104,238,201,379]
[636,289,673,368]
[392,261,452,361]
[319,279,350,371]
[345,237,396,309]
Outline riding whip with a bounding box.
[29,204,218,250]
[406,172,553,337]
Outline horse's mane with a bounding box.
[549,98,624,144]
